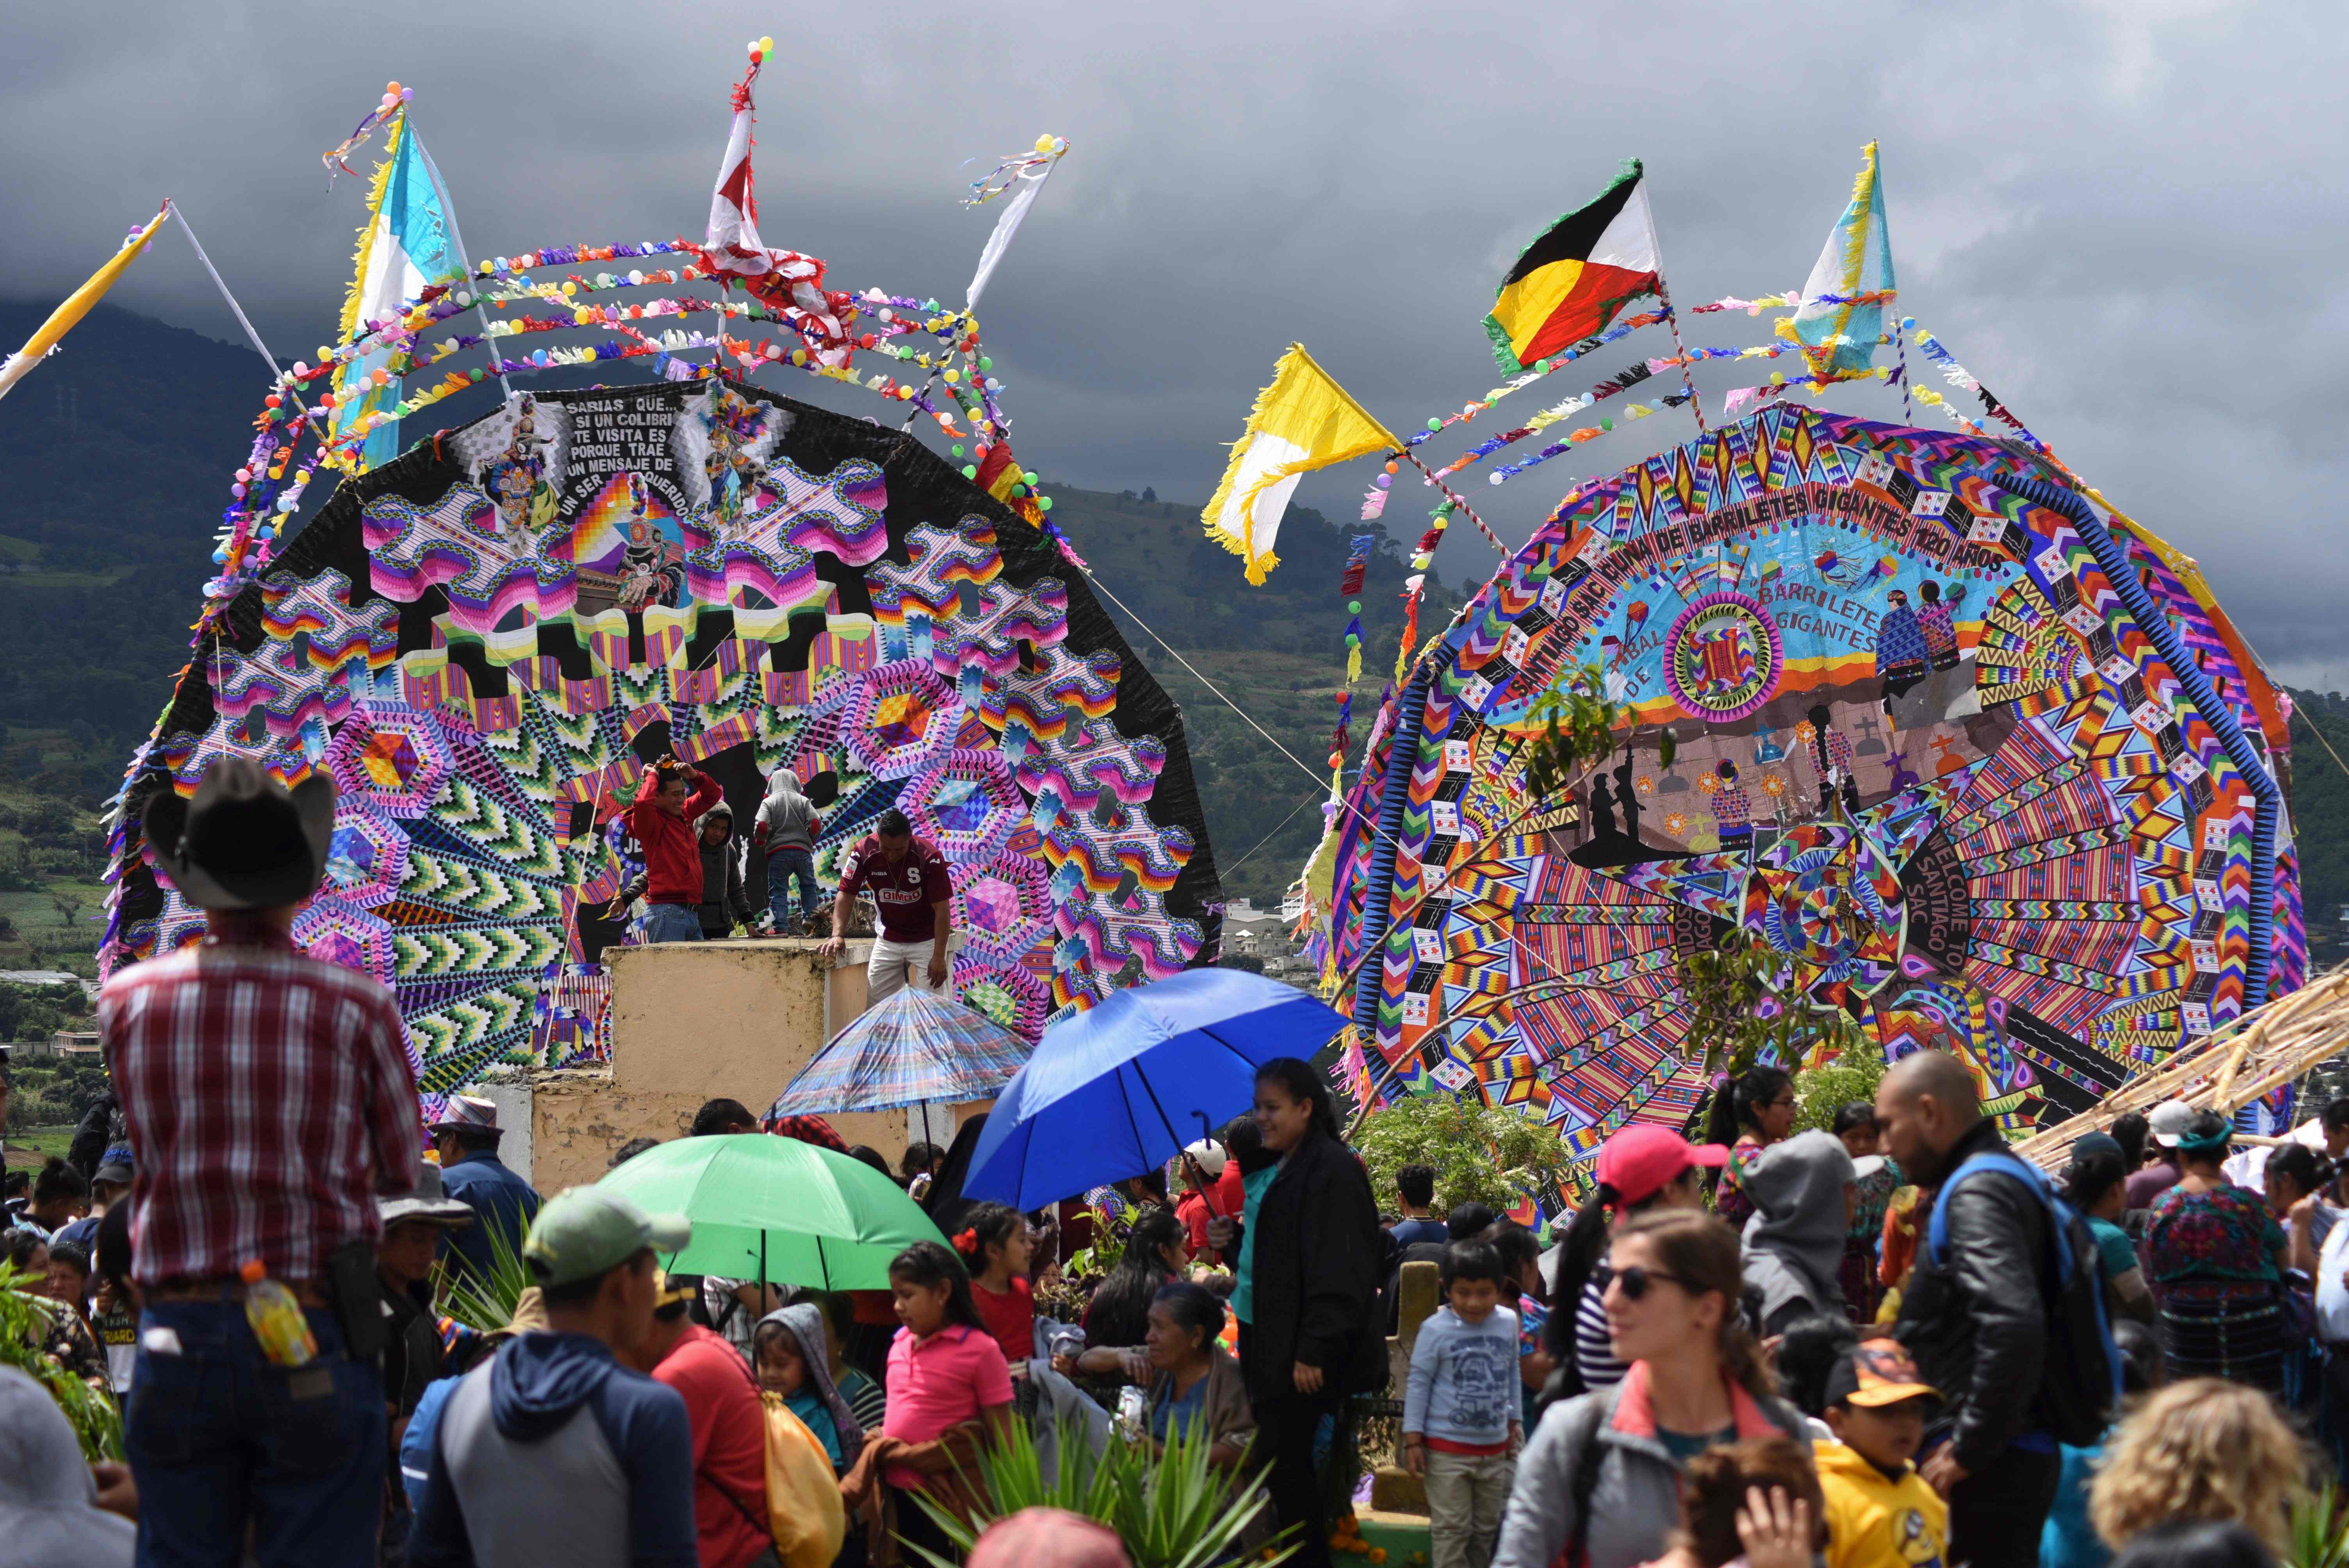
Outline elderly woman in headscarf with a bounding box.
[754,1304,867,1472]
[1737,1129,1858,1336]
[752,766,824,935]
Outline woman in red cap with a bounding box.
[1540,1125,1730,1402]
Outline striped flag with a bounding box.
[1783,142,1896,383]
[1483,160,1661,372]
[335,114,465,471]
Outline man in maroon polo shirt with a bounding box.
[818,807,953,1004]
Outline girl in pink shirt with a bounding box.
[882,1242,1015,1558]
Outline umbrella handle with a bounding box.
[1187,1109,1226,1219]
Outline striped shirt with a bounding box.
[1573,1279,1627,1393]
[102,928,422,1287]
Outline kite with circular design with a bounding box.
[1325,402,2299,1160]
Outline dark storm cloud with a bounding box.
[2,2,2342,682]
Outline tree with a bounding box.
[1353,1092,1573,1216]
[1677,930,1868,1083]
[1791,1044,1887,1137]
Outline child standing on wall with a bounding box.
[1403,1240,1524,1568]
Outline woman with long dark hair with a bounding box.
[1700,1066,1795,1230]
[1540,1125,1722,1401]
[1081,1205,1188,1350]
[1241,1057,1383,1568]
[1493,1210,1809,1568]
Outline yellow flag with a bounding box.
[1203,344,1398,585]
[0,204,169,404]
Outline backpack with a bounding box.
[757,1393,847,1568]
[707,1393,846,1568]
[1925,1150,2121,1447]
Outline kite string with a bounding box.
[1397,448,1507,554]
[169,201,315,421]
[1217,787,1328,880]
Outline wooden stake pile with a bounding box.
[2011,963,2349,1170]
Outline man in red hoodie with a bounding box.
[625,756,724,944]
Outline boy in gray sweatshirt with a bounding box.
[1403,1239,1523,1568]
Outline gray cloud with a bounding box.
[2,1,2342,683]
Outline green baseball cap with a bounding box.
[521,1186,692,1288]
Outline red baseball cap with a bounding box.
[1594,1124,1731,1206]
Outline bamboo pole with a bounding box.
[2011,965,2349,1168]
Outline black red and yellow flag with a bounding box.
[1483,159,1661,372]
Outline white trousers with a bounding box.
[866,935,944,1003]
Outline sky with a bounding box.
[3,1,2344,687]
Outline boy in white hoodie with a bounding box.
[750,767,822,934]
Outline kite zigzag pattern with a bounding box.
[980,643,1120,745]
[364,485,579,634]
[1017,734,1167,820]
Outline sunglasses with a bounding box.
[1593,1262,1691,1302]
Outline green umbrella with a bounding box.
[597,1133,947,1290]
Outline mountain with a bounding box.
[1042,486,1461,908]
[0,301,261,766]
[2287,690,2349,967]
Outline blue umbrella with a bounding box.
[961,969,1346,1210]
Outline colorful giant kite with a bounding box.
[107,381,1223,1085]
[1326,404,2299,1154]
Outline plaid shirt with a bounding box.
[100,928,422,1288]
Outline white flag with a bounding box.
[966,155,1060,310]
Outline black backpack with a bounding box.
[1926,1150,2121,1447]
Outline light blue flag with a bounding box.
[1784,141,1895,383]
[335,116,465,471]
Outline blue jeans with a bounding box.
[642,901,703,943]
[127,1297,387,1568]
[765,846,820,928]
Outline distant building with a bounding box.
[50,1030,102,1060]
[0,969,100,1004]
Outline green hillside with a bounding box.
[2287,690,2349,967]
[1042,485,1460,909]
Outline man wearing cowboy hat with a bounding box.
[379,1167,477,1427]
[430,1094,544,1289]
[102,757,422,1568]
[378,1167,477,1563]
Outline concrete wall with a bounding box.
[523,935,991,1196]
[472,1076,537,1187]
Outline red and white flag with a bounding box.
[695,64,853,364]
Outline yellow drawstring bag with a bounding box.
[760,1392,846,1568]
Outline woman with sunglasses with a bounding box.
[1494,1210,1809,1568]
[1540,1126,1727,1405]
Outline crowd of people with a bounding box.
[7,757,2348,1568]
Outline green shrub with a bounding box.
[1354,1092,1571,1215]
